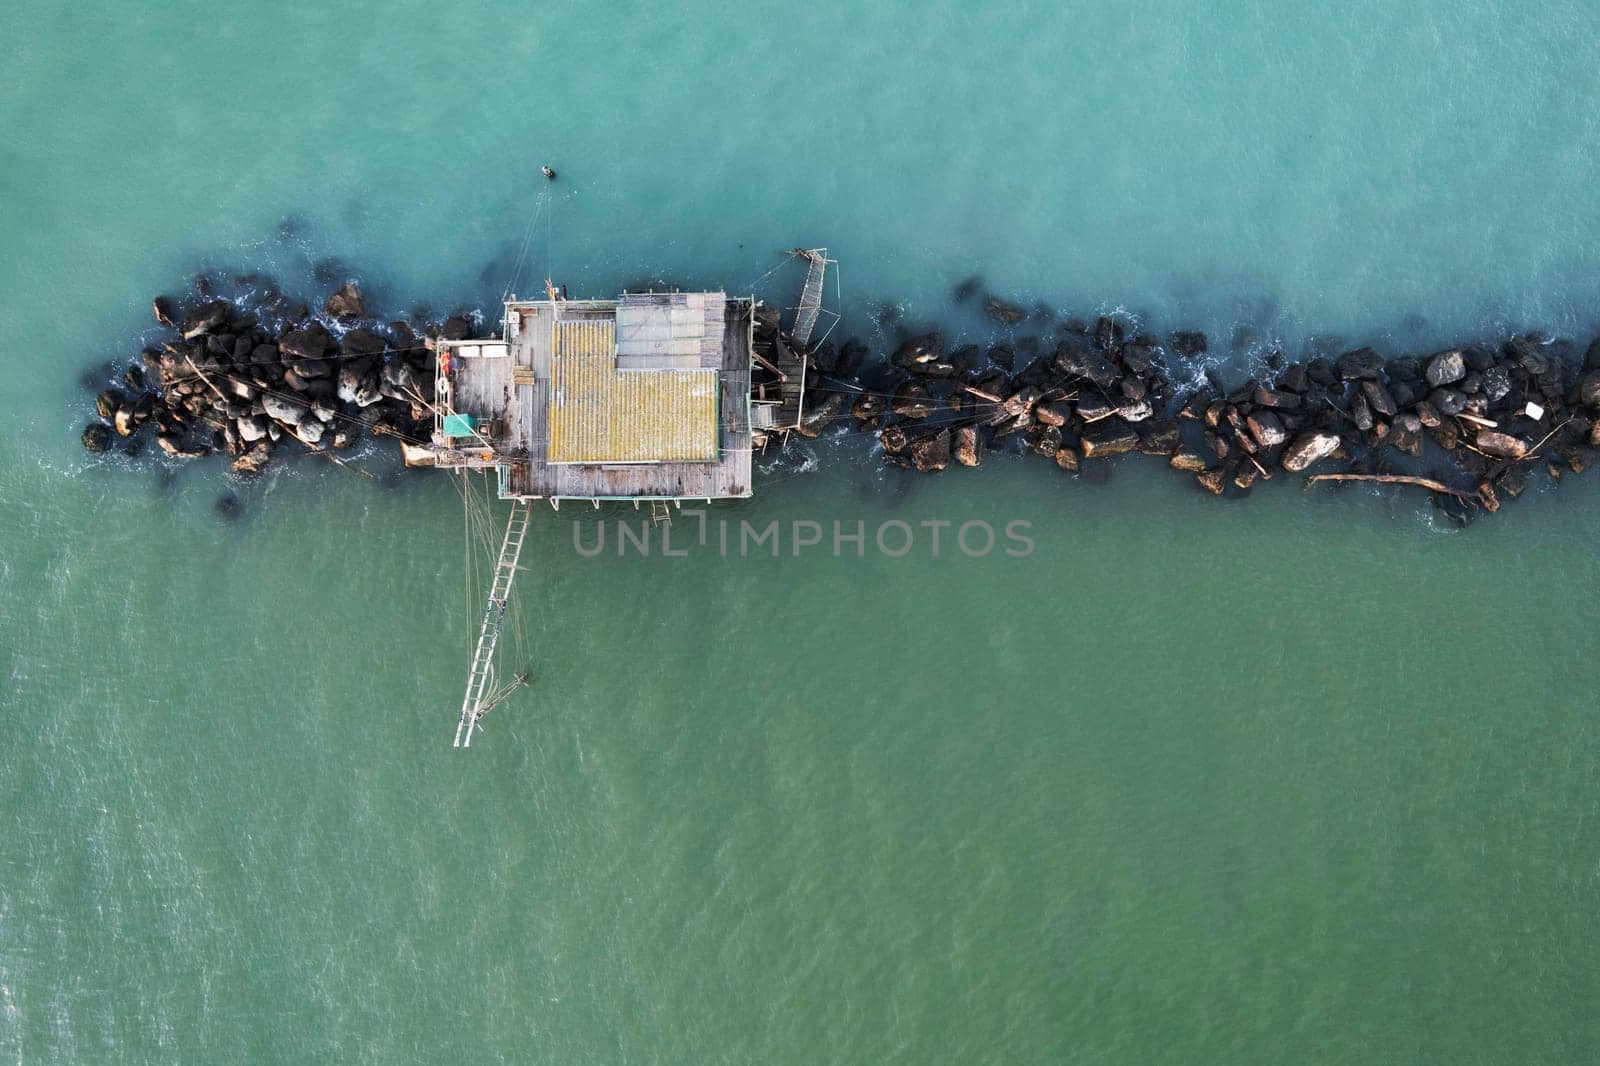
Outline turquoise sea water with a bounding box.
[4,1,1600,1061]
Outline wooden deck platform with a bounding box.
[447,293,752,501]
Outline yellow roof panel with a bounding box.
[548,319,719,463]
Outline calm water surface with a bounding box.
[3,0,1599,1061]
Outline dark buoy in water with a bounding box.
[541,164,556,181]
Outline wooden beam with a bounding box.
[1306,473,1476,501]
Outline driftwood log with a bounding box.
[1305,473,1477,501]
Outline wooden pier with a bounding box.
[426,265,827,744]
[432,292,753,502]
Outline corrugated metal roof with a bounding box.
[548,319,719,463]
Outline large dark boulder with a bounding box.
[1336,347,1384,380]
[1429,388,1467,417]
[180,300,230,340]
[1247,409,1287,448]
[1137,420,1181,454]
[1074,394,1113,422]
[1080,422,1139,458]
[890,381,936,419]
[95,388,125,421]
[1426,349,1466,387]
[1505,337,1546,375]
[1349,389,1373,431]
[1307,358,1339,387]
[1255,386,1301,409]
[279,327,330,361]
[1054,335,1118,388]
[1480,365,1512,403]
[1361,379,1398,418]
[1121,344,1156,375]
[341,328,387,360]
[1277,363,1309,393]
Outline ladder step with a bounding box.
[455,499,536,748]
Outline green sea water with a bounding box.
[4,1,1600,1061]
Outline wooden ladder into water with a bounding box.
[454,498,533,748]
[790,248,829,348]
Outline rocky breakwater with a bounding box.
[81,282,483,477]
[796,309,1600,523]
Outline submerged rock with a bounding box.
[983,296,1026,326]
[1170,331,1207,357]
[324,282,366,319]
[82,423,111,452]
[795,393,847,437]
[231,443,273,476]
